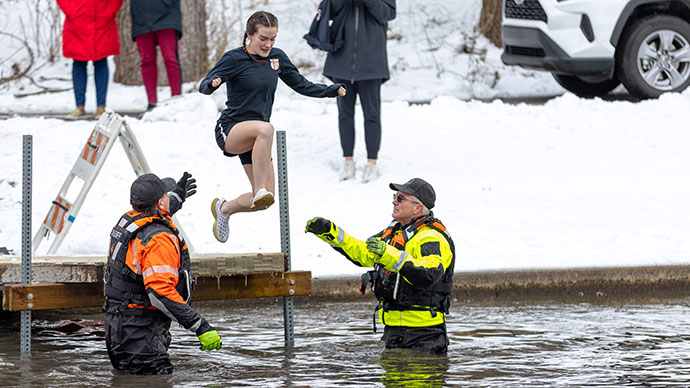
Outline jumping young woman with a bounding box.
[200,11,346,243]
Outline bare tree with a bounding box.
[114,0,208,86]
[479,0,502,47]
[0,1,67,94]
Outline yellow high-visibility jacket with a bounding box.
[320,218,454,327]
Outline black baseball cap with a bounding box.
[130,173,176,209]
[389,178,436,209]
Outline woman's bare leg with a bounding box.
[219,121,276,217]
[223,120,274,195]
[221,162,275,217]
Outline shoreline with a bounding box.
[3,265,689,320]
[310,265,690,303]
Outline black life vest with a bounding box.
[104,210,192,314]
[361,215,455,321]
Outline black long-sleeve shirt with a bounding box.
[200,47,341,125]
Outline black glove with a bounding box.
[174,172,197,202]
[305,217,333,235]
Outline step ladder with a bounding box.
[32,110,194,255]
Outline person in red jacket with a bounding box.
[58,0,122,118]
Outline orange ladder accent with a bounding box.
[42,197,71,235]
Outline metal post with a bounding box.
[276,131,294,349]
[21,135,32,353]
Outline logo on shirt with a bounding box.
[270,58,280,71]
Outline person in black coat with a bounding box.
[323,0,396,183]
[130,0,183,112]
[199,11,346,244]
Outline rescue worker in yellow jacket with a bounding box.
[104,172,222,374]
[306,178,455,354]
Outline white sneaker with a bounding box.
[250,188,274,210]
[340,160,355,181]
[362,164,380,183]
[211,198,229,243]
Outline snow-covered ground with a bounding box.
[1,1,690,277]
[0,0,563,115]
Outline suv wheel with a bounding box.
[552,74,620,98]
[616,15,690,99]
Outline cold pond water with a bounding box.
[1,298,690,387]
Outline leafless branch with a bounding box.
[0,30,34,84]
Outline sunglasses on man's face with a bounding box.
[393,193,420,205]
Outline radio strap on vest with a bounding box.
[373,304,383,333]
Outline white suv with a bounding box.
[501,0,690,98]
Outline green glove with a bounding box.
[197,330,222,351]
[366,237,386,258]
[305,217,332,234]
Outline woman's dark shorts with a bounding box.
[215,119,253,165]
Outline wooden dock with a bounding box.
[1,253,311,311]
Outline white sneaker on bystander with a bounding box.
[362,164,380,183]
[340,160,355,181]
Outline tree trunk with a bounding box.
[479,0,503,47]
[114,0,139,85]
[179,0,209,82]
[114,0,208,86]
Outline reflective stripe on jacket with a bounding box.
[321,218,454,327]
[105,207,210,335]
[133,219,185,304]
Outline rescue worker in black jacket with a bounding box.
[306,178,454,354]
[104,172,222,375]
[322,0,396,183]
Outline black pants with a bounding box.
[335,78,382,160]
[105,310,173,375]
[381,323,449,354]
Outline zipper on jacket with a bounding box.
[351,5,359,83]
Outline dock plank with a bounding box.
[2,282,104,311]
[0,253,286,284]
[192,271,311,301]
[2,271,311,311]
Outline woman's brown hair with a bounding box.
[242,11,278,65]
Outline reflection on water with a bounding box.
[378,349,448,387]
[2,298,690,387]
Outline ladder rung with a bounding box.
[80,130,110,166]
[43,197,71,234]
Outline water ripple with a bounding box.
[1,299,690,386]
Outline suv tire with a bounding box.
[552,74,620,98]
[616,15,690,99]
